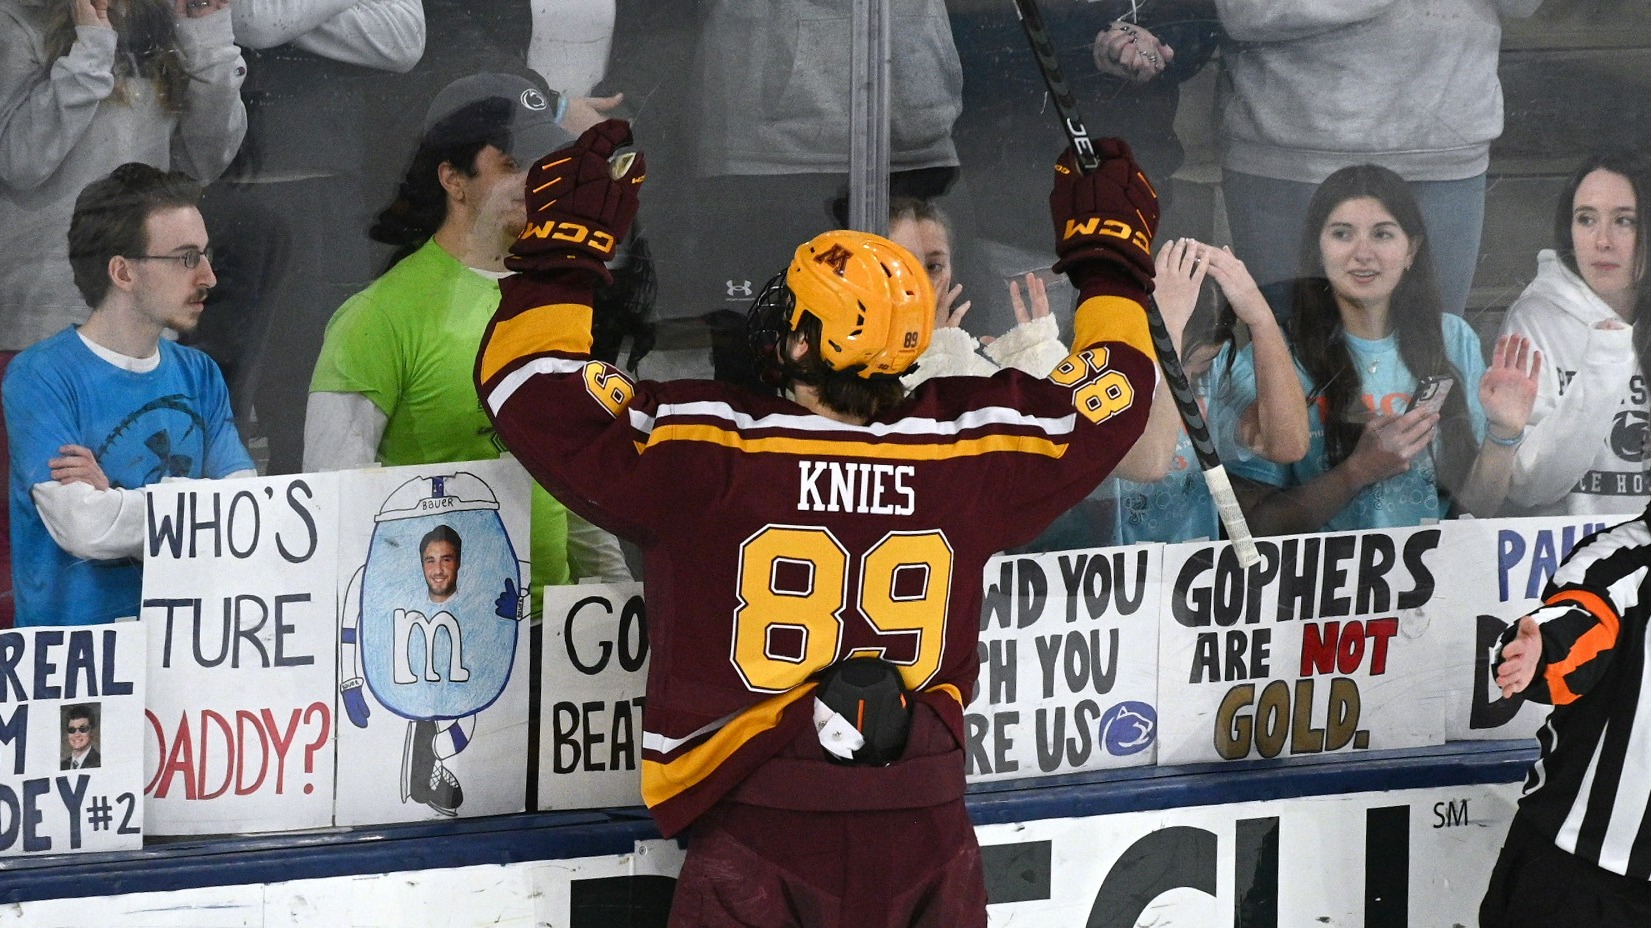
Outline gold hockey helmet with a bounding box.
[782,230,934,378]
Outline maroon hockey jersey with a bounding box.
[478,277,1156,836]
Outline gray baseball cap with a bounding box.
[422,73,574,164]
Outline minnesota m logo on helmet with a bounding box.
[785,231,935,378]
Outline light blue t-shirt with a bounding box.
[1112,343,1249,544]
[4,328,252,626]
[1217,313,1488,532]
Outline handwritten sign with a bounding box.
[967,546,1162,781]
[1439,515,1614,741]
[538,582,648,810]
[1156,528,1450,765]
[0,623,145,855]
[142,475,339,834]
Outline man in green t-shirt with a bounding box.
[307,72,629,590]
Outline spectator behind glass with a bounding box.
[1111,238,1308,545]
[1225,164,1541,534]
[305,73,630,603]
[887,197,1068,389]
[3,163,254,627]
[1215,0,1546,317]
[1499,151,1651,517]
[189,0,424,474]
[0,0,246,625]
[669,0,962,331]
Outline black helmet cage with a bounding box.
[747,271,794,388]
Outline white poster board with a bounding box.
[1440,514,1619,741]
[1155,528,1452,765]
[333,460,533,825]
[537,582,648,811]
[968,547,1162,781]
[0,623,145,856]
[142,474,340,834]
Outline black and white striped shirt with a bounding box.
[1498,511,1651,880]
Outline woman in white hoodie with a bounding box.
[1500,151,1651,517]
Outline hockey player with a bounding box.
[477,120,1160,927]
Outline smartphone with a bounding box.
[1411,375,1454,415]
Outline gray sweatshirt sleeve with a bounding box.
[0,23,115,190]
[1216,0,1401,43]
[170,10,248,183]
[232,0,426,72]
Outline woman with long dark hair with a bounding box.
[1499,150,1651,516]
[1225,164,1541,534]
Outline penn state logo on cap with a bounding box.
[520,88,548,112]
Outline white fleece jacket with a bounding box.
[1500,249,1649,516]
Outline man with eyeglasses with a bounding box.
[61,705,100,771]
[3,163,254,627]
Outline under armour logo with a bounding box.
[815,244,854,276]
[726,280,753,298]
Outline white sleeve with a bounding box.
[31,482,147,561]
[304,391,387,472]
[233,0,425,72]
[982,313,1069,378]
[567,510,633,583]
[30,468,257,561]
[1215,0,1400,43]
[900,326,999,390]
[1506,322,1635,508]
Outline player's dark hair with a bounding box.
[786,312,910,421]
[68,163,203,309]
[419,524,463,563]
[1551,150,1651,390]
[66,704,95,727]
[1288,164,1475,495]
[44,0,189,112]
[371,102,511,269]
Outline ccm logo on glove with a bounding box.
[1061,217,1149,256]
[519,220,617,256]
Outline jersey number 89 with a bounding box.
[732,525,954,694]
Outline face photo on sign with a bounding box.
[61,703,101,771]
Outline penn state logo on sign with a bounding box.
[358,472,523,721]
[1100,701,1156,757]
[1610,409,1648,463]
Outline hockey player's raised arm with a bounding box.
[1045,138,1170,479]
[474,120,652,539]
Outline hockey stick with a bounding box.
[1010,0,1261,567]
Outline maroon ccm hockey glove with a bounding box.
[1049,137,1158,296]
[507,118,646,284]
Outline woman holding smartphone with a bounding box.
[1222,164,1541,534]
[1498,150,1651,517]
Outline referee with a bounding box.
[1482,513,1651,927]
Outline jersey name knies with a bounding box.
[796,460,916,516]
